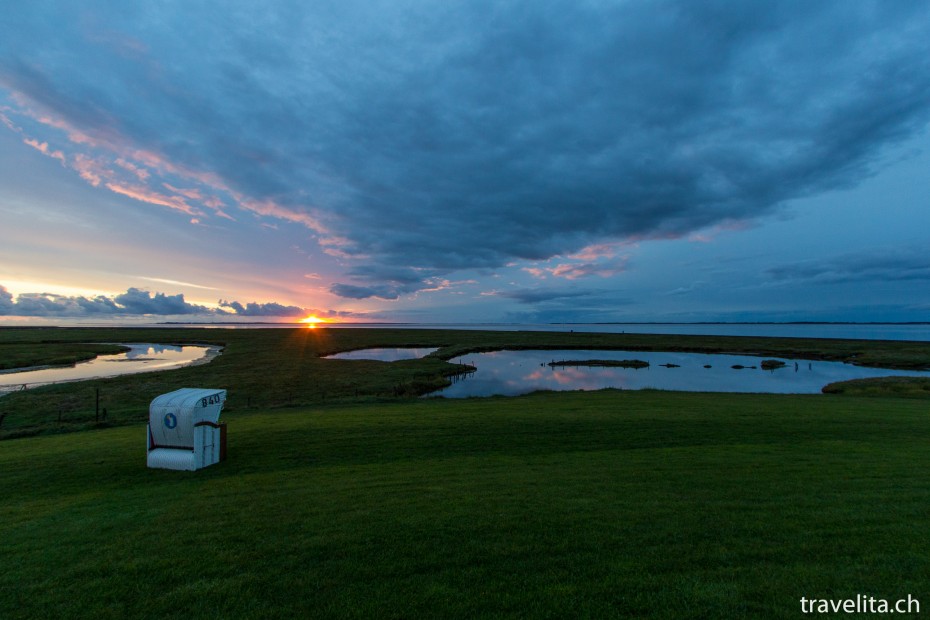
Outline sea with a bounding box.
[106,322,930,342]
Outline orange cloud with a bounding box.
[550,261,628,280]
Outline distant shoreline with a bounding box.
[2,322,929,343]
[156,320,930,326]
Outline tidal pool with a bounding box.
[324,347,439,361]
[432,349,929,397]
[0,343,219,393]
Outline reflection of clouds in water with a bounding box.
[548,367,629,390]
[326,348,438,361]
[542,367,646,391]
[523,369,547,382]
[126,344,182,359]
[436,349,930,397]
[0,344,213,390]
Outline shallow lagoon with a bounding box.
[325,347,439,361]
[432,349,930,397]
[0,344,218,393]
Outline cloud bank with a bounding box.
[1,1,930,301]
[767,246,930,285]
[0,285,308,318]
[218,299,305,317]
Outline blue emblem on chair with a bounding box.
[164,412,178,429]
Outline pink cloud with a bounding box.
[23,138,66,163]
[318,234,363,260]
[8,91,119,149]
[116,158,150,180]
[239,197,328,234]
[0,111,17,132]
[72,154,109,187]
[522,267,547,279]
[5,90,334,239]
[203,195,226,210]
[550,256,629,280]
[36,114,106,148]
[568,243,618,261]
[419,278,453,293]
[163,183,204,201]
[105,182,198,216]
[688,219,754,243]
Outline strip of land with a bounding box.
[2,326,930,439]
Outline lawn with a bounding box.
[1,390,929,618]
[1,327,929,618]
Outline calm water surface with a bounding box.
[0,344,218,393]
[431,349,929,397]
[324,347,438,361]
[380,323,930,341]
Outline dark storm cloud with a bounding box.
[2,1,930,298]
[0,285,308,317]
[0,287,13,314]
[493,288,600,305]
[499,288,636,323]
[113,288,210,315]
[0,288,113,316]
[329,265,445,300]
[329,283,401,301]
[767,247,930,285]
[218,299,305,317]
[7,290,122,316]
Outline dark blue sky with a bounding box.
[1,1,929,322]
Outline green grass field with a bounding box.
[2,391,929,618]
[1,327,929,617]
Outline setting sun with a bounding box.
[300,315,328,328]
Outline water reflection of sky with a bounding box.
[324,348,438,361]
[121,344,183,359]
[0,344,212,391]
[435,350,930,397]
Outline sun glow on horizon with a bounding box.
[300,315,329,328]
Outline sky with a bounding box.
[1,0,930,324]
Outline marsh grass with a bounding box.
[0,342,127,371]
[3,327,930,438]
[1,390,929,618]
[823,375,930,398]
